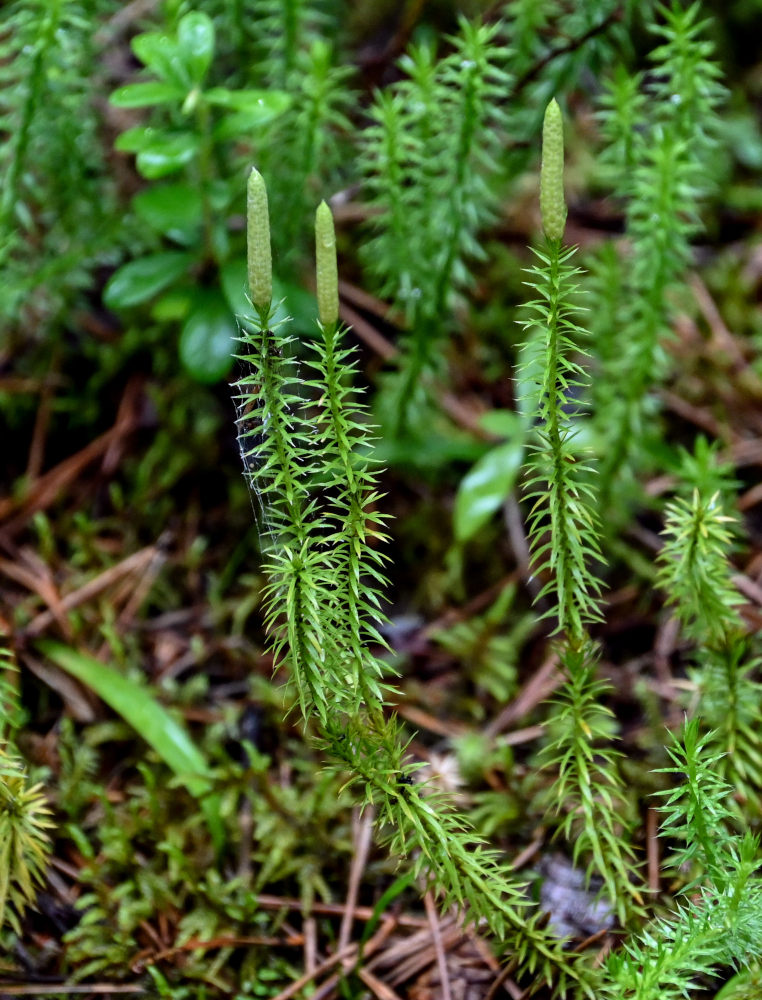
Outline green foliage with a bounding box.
[105,3,350,383]
[656,719,738,883]
[40,640,224,850]
[253,0,338,89]
[257,36,353,269]
[452,412,525,544]
[63,739,351,984]
[539,642,643,923]
[657,464,762,805]
[502,0,644,178]
[0,625,23,741]
[452,1,714,540]
[592,2,726,510]
[432,583,532,703]
[361,18,510,433]
[329,713,589,996]
[0,752,53,935]
[0,630,51,935]
[658,489,742,648]
[0,0,119,329]
[519,100,644,927]
[520,239,604,638]
[236,178,592,995]
[234,302,390,723]
[599,720,762,998]
[106,9,290,381]
[232,32,762,983]
[202,0,351,272]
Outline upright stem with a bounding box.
[0,0,62,247]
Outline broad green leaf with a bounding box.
[454,439,525,543]
[132,31,190,90]
[150,285,190,327]
[116,129,198,177]
[273,277,318,333]
[151,289,193,323]
[179,291,236,383]
[220,258,251,317]
[39,640,224,852]
[479,409,523,438]
[213,105,290,142]
[208,177,234,213]
[177,12,215,85]
[220,261,295,330]
[110,81,185,108]
[104,252,193,309]
[136,133,198,179]
[205,87,290,117]
[132,183,203,245]
[374,432,483,471]
[114,125,162,153]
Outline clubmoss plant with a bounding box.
[0,630,53,935]
[252,0,352,272]
[657,471,762,805]
[254,0,337,91]
[235,167,591,996]
[235,115,762,993]
[599,719,762,998]
[591,2,726,513]
[521,99,643,921]
[0,0,118,329]
[361,18,510,435]
[0,752,53,935]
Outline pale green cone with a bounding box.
[315,200,339,327]
[247,167,272,313]
[540,98,567,242]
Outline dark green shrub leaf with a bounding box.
[132,183,203,245]
[205,87,290,118]
[113,125,157,153]
[179,291,236,383]
[479,409,523,437]
[177,12,214,85]
[220,260,300,330]
[131,32,191,90]
[110,81,185,108]
[136,133,198,179]
[273,277,318,333]
[151,289,193,323]
[104,252,193,309]
[214,108,290,142]
[454,438,525,543]
[220,258,250,317]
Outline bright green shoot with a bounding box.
[522,99,642,920]
[236,167,592,996]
